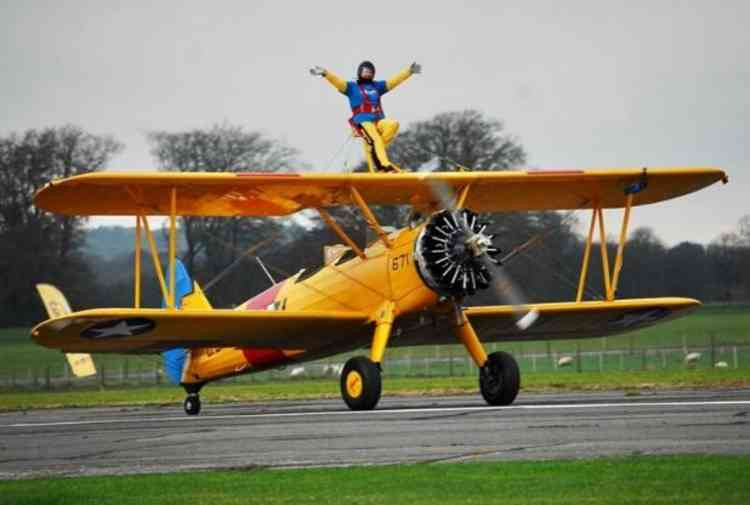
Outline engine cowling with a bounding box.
[414,209,501,297]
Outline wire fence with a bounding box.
[2,341,748,392]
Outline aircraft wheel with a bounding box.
[340,356,382,410]
[479,351,520,406]
[184,394,201,415]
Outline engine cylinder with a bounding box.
[414,209,501,297]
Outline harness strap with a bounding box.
[350,84,383,117]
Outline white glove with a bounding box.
[410,62,422,74]
[310,66,326,76]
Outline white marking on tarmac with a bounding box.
[2,400,749,429]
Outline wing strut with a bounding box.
[350,186,393,248]
[576,191,636,302]
[130,187,181,309]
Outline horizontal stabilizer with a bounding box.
[35,284,97,377]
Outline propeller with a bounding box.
[423,178,538,331]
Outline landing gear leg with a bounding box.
[339,302,395,411]
[453,305,520,406]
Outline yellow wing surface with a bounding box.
[32,298,697,353]
[34,168,726,217]
[31,309,372,353]
[392,297,699,347]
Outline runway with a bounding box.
[1,389,749,479]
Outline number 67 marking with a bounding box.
[391,253,410,271]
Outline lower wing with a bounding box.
[31,308,371,353]
[392,298,700,346]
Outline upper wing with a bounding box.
[33,168,726,217]
[31,308,371,353]
[391,297,700,346]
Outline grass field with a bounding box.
[1,455,748,505]
[1,368,748,411]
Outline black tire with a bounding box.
[184,394,201,415]
[479,351,520,406]
[340,356,382,410]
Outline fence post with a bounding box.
[733,346,738,369]
[598,352,603,372]
[710,334,716,368]
[449,346,454,377]
[619,351,624,371]
[532,354,537,373]
[661,349,667,369]
[553,351,558,370]
[576,344,582,373]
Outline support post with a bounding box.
[168,187,177,309]
[576,208,597,302]
[370,301,396,364]
[134,215,142,308]
[609,193,634,300]
[317,208,366,259]
[456,184,472,209]
[596,207,613,301]
[454,307,488,368]
[142,216,170,306]
[350,186,392,248]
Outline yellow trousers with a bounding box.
[358,119,400,172]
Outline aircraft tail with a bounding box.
[162,260,213,385]
[35,284,97,377]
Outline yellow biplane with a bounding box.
[31,167,727,415]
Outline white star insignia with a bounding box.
[88,320,151,338]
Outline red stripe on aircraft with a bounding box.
[525,169,585,175]
[242,348,289,367]
[241,282,289,367]
[236,173,301,177]
[242,282,284,310]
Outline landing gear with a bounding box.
[184,393,201,415]
[479,351,520,406]
[340,356,382,410]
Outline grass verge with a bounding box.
[1,368,748,412]
[1,455,748,505]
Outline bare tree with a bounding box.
[0,126,122,325]
[148,124,299,302]
[387,109,526,171]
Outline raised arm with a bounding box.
[310,66,347,93]
[386,62,422,91]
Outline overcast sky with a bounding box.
[2,1,747,245]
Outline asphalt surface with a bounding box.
[1,389,749,479]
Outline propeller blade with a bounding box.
[478,254,539,330]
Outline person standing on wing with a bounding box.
[311,61,421,173]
